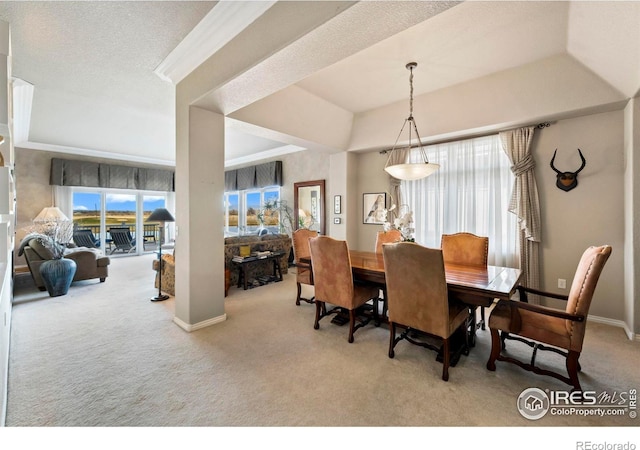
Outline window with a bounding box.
[224,187,280,236]
[402,135,518,267]
[72,188,172,254]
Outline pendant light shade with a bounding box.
[384,161,440,180]
[384,62,440,181]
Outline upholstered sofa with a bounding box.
[152,234,291,296]
[153,252,176,296]
[153,252,231,297]
[18,235,111,291]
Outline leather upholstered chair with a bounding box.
[375,229,402,254]
[441,232,489,267]
[309,236,379,343]
[383,242,469,381]
[441,232,489,336]
[486,245,612,391]
[373,229,403,320]
[292,228,318,305]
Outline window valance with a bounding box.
[49,158,175,192]
[225,161,282,192]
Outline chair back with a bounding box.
[375,229,402,254]
[73,229,99,248]
[383,242,449,337]
[292,229,318,263]
[109,227,135,249]
[309,236,354,309]
[441,232,488,267]
[565,245,612,337]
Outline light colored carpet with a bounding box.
[5,254,639,435]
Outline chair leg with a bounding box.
[486,328,501,371]
[296,282,302,306]
[348,309,356,343]
[480,307,486,330]
[313,301,322,330]
[388,322,396,358]
[373,296,380,327]
[442,338,450,381]
[567,350,582,391]
[381,286,388,318]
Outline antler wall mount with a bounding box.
[550,148,586,192]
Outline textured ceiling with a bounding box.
[297,1,570,113]
[0,1,216,113]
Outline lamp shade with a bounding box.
[146,208,175,223]
[33,206,70,222]
[384,162,441,181]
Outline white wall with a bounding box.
[624,98,639,337]
[349,110,626,323]
[533,111,625,322]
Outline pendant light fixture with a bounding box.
[384,62,440,181]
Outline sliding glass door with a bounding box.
[72,189,170,255]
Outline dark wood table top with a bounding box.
[347,250,522,303]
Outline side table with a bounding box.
[234,251,284,290]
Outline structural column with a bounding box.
[174,105,226,330]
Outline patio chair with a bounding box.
[108,227,136,254]
[73,228,100,249]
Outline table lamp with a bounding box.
[147,207,175,301]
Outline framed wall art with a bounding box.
[334,195,341,214]
[363,192,387,224]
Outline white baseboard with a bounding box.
[173,313,227,332]
[587,314,638,341]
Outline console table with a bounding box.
[234,251,285,290]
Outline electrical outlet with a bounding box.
[558,278,566,289]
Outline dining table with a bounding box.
[304,250,523,346]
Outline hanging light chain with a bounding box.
[408,65,414,119]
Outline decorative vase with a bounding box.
[39,258,77,297]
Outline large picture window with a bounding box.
[402,135,518,267]
[224,186,280,236]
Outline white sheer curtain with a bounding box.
[53,185,74,219]
[402,134,518,267]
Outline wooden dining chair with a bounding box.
[375,229,402,254]
[487,245,611,391]
[383,242,469,381]
[309,236,379,343]
[373,229,403,320]
[292,228,318,305]
[441,232,489,337]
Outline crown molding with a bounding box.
[18,140,175,167]
[225,144,305,168]
[154,1,277,84]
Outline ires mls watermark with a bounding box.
[517,387,637,420]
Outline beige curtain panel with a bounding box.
[500,126,541,297]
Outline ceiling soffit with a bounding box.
[191,0,460,115]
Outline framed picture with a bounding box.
[363,192,387,224]
[334,195,341,214]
